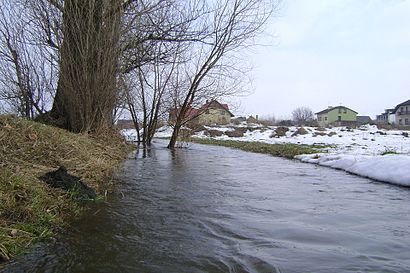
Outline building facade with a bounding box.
[376,109,395,125]
[197,100,234,125]
[316,106,358,127]
[393,100,410,126]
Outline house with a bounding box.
[169,100,234,125]
[376,109,395,125]
[197,100,234,125]
[116,119,134,129]
[316,106,358,127]
[168,107,200,124]
[392,99,410,126]
[356,116,372,125]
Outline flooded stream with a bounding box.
[2,140,410,272]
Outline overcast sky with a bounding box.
[239,0,410,119]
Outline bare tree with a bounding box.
[119,0,210,146]
[167,0,278,148]
[292,106,314,126]
[0,2,56,118]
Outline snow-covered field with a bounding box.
[121,124,410,186]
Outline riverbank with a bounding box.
[0,115,133,262]
[188,138,323,159]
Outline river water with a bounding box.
[2,141,410,273]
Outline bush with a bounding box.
[313,132,327,137]
[270,126,289,138]
[225,127,247,137]
[291,127,308,136]
[208,129,223,137]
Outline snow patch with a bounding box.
[296,154,410,187]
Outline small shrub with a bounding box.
[313,132,327,137]
[291,127,308,137]
[328,132,337,137]
[225,127,247,137]
[381,148,399,155]
[208,129,223,137]
[270,126,289,138]
[403,132,409,138]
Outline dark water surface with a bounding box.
[2,141,410,273]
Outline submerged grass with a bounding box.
[188,138,325,159]
[0,115,133,262]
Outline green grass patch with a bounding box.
[0,115,133,262]
[381,148,399,155]
[189,138,325,159]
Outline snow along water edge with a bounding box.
[295,153,410,187]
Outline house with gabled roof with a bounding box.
[168,100,234,125]
[197,100,234,125]
[316,106,358,127]
[392,99,410,126]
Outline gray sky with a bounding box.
[240,0,410,119]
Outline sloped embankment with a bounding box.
[0,115,133,262]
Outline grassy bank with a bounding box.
[188,138,324,159]
[0,115,133,262]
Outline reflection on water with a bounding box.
[2,140,410,273]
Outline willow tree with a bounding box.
[42,0,122,132]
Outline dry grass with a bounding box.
[0,115,133,262]
[189,138,325,159]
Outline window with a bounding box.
[338,116,341,121]
[343,108,347,114]
[220,110,225,115]
[338,108,342,113]
[406,118,409,125]
[318,116,322,121]
[399,119,403,125]
[324,117,327,121]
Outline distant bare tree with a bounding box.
[292,106,314,126]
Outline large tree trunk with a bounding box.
[49,0,121,133]
[167,124,181,149]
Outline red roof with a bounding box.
[169,100,234,121]
[200,100,229,111]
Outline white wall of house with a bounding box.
[388,114,396,124]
